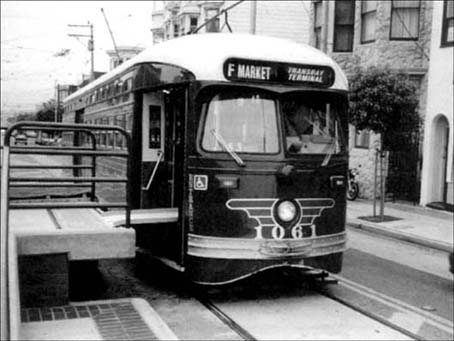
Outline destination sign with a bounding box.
[223,58,335,87]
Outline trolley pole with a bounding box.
[89,23,94,82]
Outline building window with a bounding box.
[333,0,355,52]
[314,0,323,49]
[361,0,376,43]
[190,16,198,33]
[355,128,370,148]
[441,0,454,46]
[115,81,122,95]
[390,0,420,40]
[205,8,220,33]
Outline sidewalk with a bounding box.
[347,199,453,252]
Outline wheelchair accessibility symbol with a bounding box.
[194,175,208,191]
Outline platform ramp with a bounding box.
[10,208,135,259]
[102,208,179,227]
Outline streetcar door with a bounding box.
[141,89,185,208]
[141,91,166,207]
[163,87,186,210]
[140,88,186,264]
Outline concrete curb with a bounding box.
[347,219,453,253]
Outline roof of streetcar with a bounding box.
[64,33,348,103]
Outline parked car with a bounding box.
[36,137,56,145]
[14,133,27,145]
[25,130,37,138]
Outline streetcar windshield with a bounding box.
[201,89,346,158]
[281,93,345,155]
[201,89,279,154]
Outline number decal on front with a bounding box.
[271,226,285,240]
[254,226,264,239]
[255,225,306,240]
[291,225,303,239]
[226,198,335,240]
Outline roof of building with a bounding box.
[65,33,348,103]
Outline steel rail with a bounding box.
[10,183,92,188]
[313,278,427,341]
[11,145,100,151]
[10,148,128,157]
[192,270,442,341]
[9,202,127,209]
[10,164,93,169]
[193,291,257,341]
[10,176,127,183]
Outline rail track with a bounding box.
[191,270,453,341]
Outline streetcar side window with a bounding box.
[201,90,279,154]
[109,116,115,147]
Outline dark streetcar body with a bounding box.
[64,34,349,285]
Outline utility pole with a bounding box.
[68,22,95,82]
[322,1,329,53]
[249,1,257,34]
[55,83,60,122]
[101,8,121,62]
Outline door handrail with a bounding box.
[142,150,163,191]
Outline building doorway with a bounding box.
[427,114,450,209]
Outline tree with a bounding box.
[36,99,56,122]
[7,112,36,124]
[348,67,420,219]
[349,67,420,149]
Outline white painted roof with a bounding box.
[65,33,348,103]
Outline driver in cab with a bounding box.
[283,103,314,153]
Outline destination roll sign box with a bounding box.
[223,58,335,87]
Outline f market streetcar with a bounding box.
[63,33,349,285]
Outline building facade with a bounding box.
[151,1,311,45]
[309,0,433,202]
[149,1,450,206]
[420,0,453,208]
[106,46,145,71]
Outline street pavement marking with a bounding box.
[332,274,454,335]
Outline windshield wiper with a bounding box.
[210,129,245,167]
[321,139,336,167]
[321,119,342,167]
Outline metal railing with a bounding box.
[2,121,131,221]
[0,121,132,340]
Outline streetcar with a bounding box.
[63,33,349,285]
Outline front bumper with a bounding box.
[188,232,347,260]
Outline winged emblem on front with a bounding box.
[226,198,335,240]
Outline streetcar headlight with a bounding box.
[277,201,297,222]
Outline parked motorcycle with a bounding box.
[347,168,359,201]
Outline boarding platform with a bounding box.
[1,122,178,340]
[10,208,134,260]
